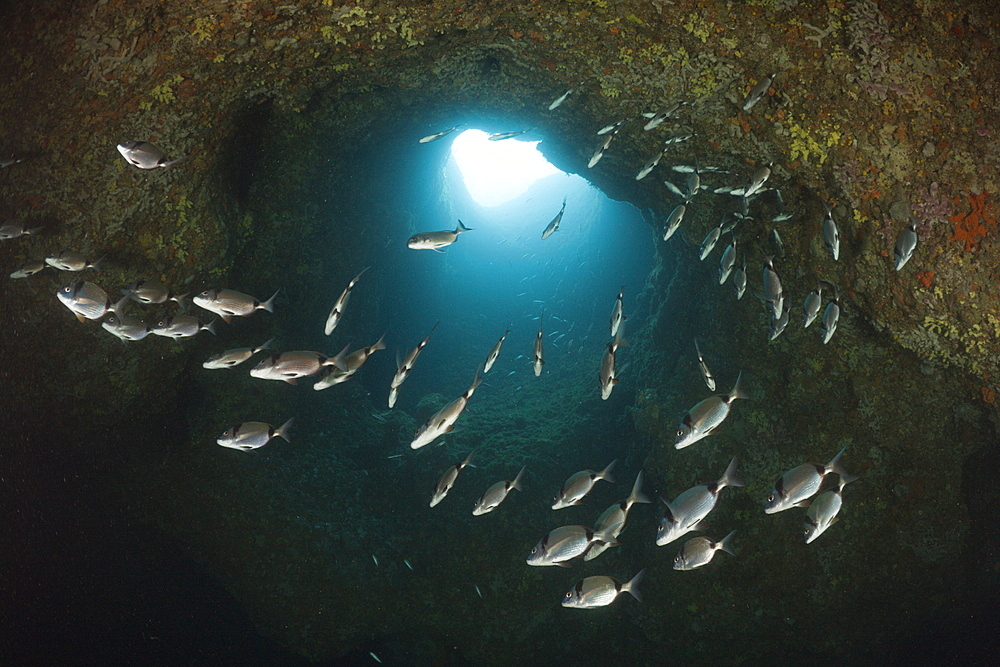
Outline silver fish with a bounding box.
[656,457,743,547]
[9,259,46,279]
[541,198,566,240]
[733,257,747,299]
[674,373,748,450]
[430,451,475,508]
[315,335,387,390]
[768,299,790,341]
[407,220,472,252]
[699,219,724,260]
[663,179,685,199]
[743,162,773,198]
[585,471,651,561]
[121,280,186,306]
[642,101,686,130]
[663,204,686,241]
[526,522,621,567]
[216,418,293,451]
[472,465,525,515]
[742,72,776,111]
[804,475,856,544]
[588,134,615,168]
[766,447,856,514]
[894,221,918,271]
[0,222,43,240]
[694,339,715,392]
[0,155,24,169]
[203,338,274,369]
[635,151,664,180]
[193,288,277,323]
[610,287,625,338]
[597,118,628,135]
[101,306,151,342]
[673,531,736,570]
[552,460,616,510]
[769,228,784,257]
[533,312,544,377]
[548,84,580,110]
[684,159,703,202]
[116,141,187,170]
[483,328,509,374]
[250,350,335,384]
[561,570,645,609]
[802,284,824,328]
[718,239,737,285]
[324,267,369,335]
[762,256,783,319]
[488,129,532,141]
[150,314,215,338]
[389,323,438,405]
[45,251,100,272]
[822,203,840,261]
[410,368,483,449]
[820,286,841,344]
[56,281,118,322]
[663,131,696,146]
[313,365,352,390]
[418,125,460,143]
[599,333,625,400]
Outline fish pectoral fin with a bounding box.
[220,314,232,324]
[555,561,573,568]
[692,519,711,532]
[74,313,87,323]
[794,499,812,508]
[283,378,298,385]
[432,248,446,254]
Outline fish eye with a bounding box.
[767,494,775,503]
[673,555,680,563]
[530,547,537,555]
[564,592,572,599]
[676,429,684,438]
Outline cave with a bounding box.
[1,1,997,664]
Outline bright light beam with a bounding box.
[450,129,561,208]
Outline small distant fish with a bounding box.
[324,267,369,335]
[742,72,776,111]
[389,323,437,405]
[635,151,664,180]
[488,129,532,141]
[526,523,620,567]
[372,554,379,566]
[765,447,856,514]
[506,370,516,377]
[894,221,918,271]
[473,465,525,516]
[768,300,790,341]
[599,334,627,400]
[56,281,118,322]
[404,559,413,571]
[769,228,785,258]
[657,458,743,547]
[9,259,46,279]
[699,219,724,260]
[116,141,187,170]
[45,250,100,272]
[694,339,715,392]
[369,651,382,664]
[315,334,387,390]
[533,312,545,377]
[410,368,482,449]
[762,256,784,319]
[588,134,615,168]
[475,585,482,598]
[122,280,186,307]
[552,460,616,510]
[642,102,687,130]
[250,350,335,384]
[718,239,737,285]
[151,314,215,338]
[822,203,840,261]
[418,125,460,143]
[733,257,747,300]
[0,222,43,240]
[541,198,566,240]
[662,131,696,146]
[663,204,686,241]
[561,570,645,609]
[610,287,625,338]
[585,471,651,561]
[407,220,472,252]
[673,531,736,570]
[674,372,748,450]
[802,284,824,328]
[430,450,476,508]
[548,84,581,110]
[0,155,25,169]
[483,328,509,374]
[216,418,293,451]
[193,288,278,323]
[597,118,628,135]
[820,285,841,345]
[203,338,274,369]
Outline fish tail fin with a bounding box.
[331,343,352,371]
[463,449,476,469]
[594,522,622,547]
[89,255,106,272]
[624,569,646,603]
[720,456,745,489]
[826,447,850,478]
[599,459,617,484]
[613,332,629,347]
[161,155,189,170]
[275,417,294,443]
[718,530,737,556]
[204,319,217,336]
[628,470,652,505]
[838,474,859,492]
[372,332,388,352]
[260,289,280,313]
[455,219,472,233]
[728,371,749,402]
[172,292,190,310]
[510,465,526,492]
[27,225,45,237]
[110,296,129,318]
[257,337,275,353]
[468,366,483,394]
[395,349,403,373]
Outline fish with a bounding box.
[587,134,615,168]
[203,338,274,369]
[673,531,736,570]
[56,281,119,322]
[663,131,696,146]
[250,350,336,384]
[742,71,776,111]
[742,162,773,198]
[802,284,824,328]
[371,554,379,566]
[762,256,783,319]
[663,179,685,199]
[418,125,460,143]
[694,339,716,392]
[822,203,840,261]
[768,299,790,341]
[718,238,737,285]
[733,257,747,300]
[769,228,784,257]
[765,447,856,514]
[488,129,532,141]
[820,285,841,344]
[699,219,724,260]
[0,222,43,240]
[410,368,483,449]
[483,328,509,374]
[216,418,293,451]
[548,84,580,110]
[193,288,278,323]
[597,118,628,135]
[561,570,645,609]
[407,220,472,252]
[150,314,215,338]
[9,260,46,279]
[369,653,382,664]
[121,280,186,307]
[894,221,918,271]
[430,451,476,507]
[663,204,686,241]
[315,335,387,390]
[0,155,24,169]
[674,372,748,450]
[804,476,857,544]
[541,198,566,240]
[472,465,525,515]
[45,251,100,272]
[389,323,438,405]
[526,523,621,567]
[600,333,626,400]
[585,471,651,561]
[116,141,187,170]
[324,267,369,335]
[657,457,744,547]
[635,150,664,180]
[552,460,617,510]
[684,159,703,202]
[671,164,729,174]
[475,585,483,598]
[533,312,544,377]
[404,559,413,571]
[610,287,626,338]
[101,306,151,342]
[642,102,687,130]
